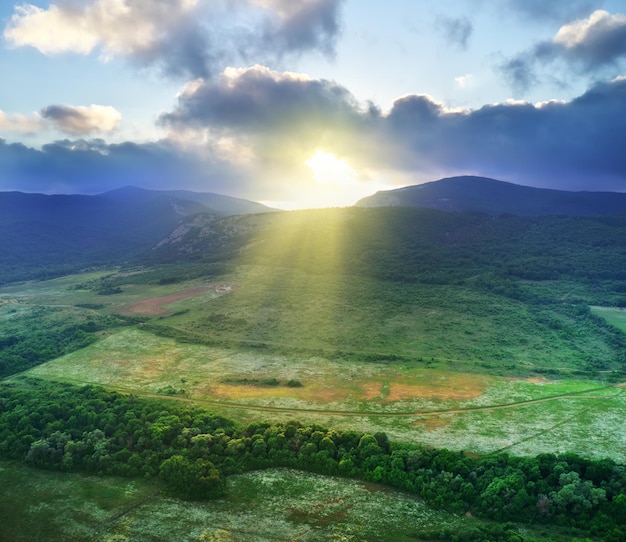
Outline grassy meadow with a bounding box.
[591,306,626,333]
[2,462,574,542]
[2,266,622,462]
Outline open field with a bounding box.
[3,212,626,540]
[5,270,626,461]
[3,267,623,376]
[23,325,626,461]
[0,462,570,541]
[592,305,626,333]
[113,286,214,316]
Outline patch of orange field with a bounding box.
[360,382,384,400]
[385,377,487,402]
[204,382,351,403]
[113,286,211,317]
[412,417,450,431]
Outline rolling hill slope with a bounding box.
[356,176,626,216]
[0,187,270,284]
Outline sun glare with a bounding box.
[305,150,357,186]
[261,150,390,210]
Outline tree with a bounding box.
[159,455,225,500]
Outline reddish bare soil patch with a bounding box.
[360,381,384,400]
[114,287,211,317]
[386,381,484,402]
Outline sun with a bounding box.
[305,150,357,187]
[263,150,385,210]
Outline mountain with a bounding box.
[149,205,626,284]
[100,186,276,216]
[0,187,274,284]
[356,176,626,216]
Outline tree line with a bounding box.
[1,381,626,540]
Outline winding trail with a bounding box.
[63,380,624,420]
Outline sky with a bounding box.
[1,0,626,209]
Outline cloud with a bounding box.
[500,10,626,93]
[160,65,366,132]
[548,10,626,69]
[159,65,383,178]
[3,0,345,79]
[40,105,122,135]
[502,0,600,22]
[250,0,343,57]
[438,16,473,50]
[0,137,240,195]
[0,111,42,134]
[4,73,626,200]
[454,73,476,89]
[160,67,626,192]
[381,77,626,190]
[499,56,537,95]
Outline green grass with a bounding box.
[150,265,619,375]
[0,462,571,541]
[5,263,623,379]
[5,267,626,462]
[0,461,159,541]
[22,326,626,461]
[592,306,626,332]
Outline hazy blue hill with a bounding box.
[0,184,272,284]
[356,175,626,216]
[101,186,276,216]
[0,191,218,283]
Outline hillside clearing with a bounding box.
[22,327,626,460]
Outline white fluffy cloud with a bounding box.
[3,0,344,78]
[501,10,626,93]
[552,10,626,64]
[0,110,42,134]
[3,0,199,56]
[40,105,122,135]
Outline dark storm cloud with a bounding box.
[159,65,369,133]
[382,77,626,190]
[4,0,345,80]
[0,138,238,195]
[500,10,626,93]
[438,16,473,50]
[4,75,626,197]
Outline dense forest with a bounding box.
[2,380,626,541]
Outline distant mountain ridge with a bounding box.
[100,186,276,216]
[0,187,273,284]
[356,176,626,216]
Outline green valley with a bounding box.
[3,201,626,541]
